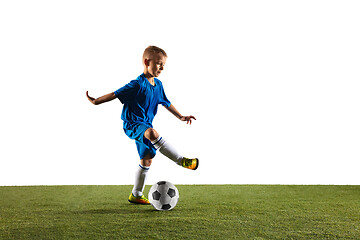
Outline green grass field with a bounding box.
[0,185,359,239]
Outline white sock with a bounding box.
[132,164,149,197]
[151,136,183,165]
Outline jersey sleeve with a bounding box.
[159,82,171,107]
[114,80,140,104]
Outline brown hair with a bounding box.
[143,46,167,60]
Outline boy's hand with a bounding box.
[86,91,96,105]
[180,115,196,125]
[165,104,196,124]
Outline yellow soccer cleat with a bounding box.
[128,193,150,205]
[181,157,199,170]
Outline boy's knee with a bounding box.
[144,128,159,141]
[141,158,152,167]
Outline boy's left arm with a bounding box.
[165,104,196,125]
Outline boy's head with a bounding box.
[143,46,167,78]
[143,46,167,62]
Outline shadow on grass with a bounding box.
[72,208,159,215]
[71,206,193,215]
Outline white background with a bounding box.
[1,0,359,185]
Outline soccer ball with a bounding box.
[148,181,179,211]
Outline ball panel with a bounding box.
[170,194,179,209]
[152,190,161,200]
[159,192,171,205]
[167,188,176,198]
[165,182,176,189]
[151,201,162,210]
[148,184,159,201]
[161,204,171,210]
[157,184,169,194]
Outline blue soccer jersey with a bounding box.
[114,73,171,126]
[114,73,171,159]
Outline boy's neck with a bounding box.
[144,72,155,86]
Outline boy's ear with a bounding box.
[144,58,150,66]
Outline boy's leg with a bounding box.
[144,128,182,164]
[129,154,152,205]
[144,128,199,170]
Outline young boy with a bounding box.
[86,46,199,205]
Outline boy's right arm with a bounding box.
[86,91,116,105]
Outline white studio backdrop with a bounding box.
[1,0,359,185]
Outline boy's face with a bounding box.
[145,54,167,78]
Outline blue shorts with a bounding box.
[123,122,156,160]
